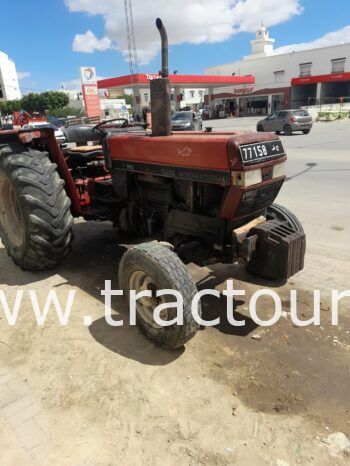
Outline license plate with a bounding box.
[239,140,285,164]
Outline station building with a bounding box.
[0,51,21,101]
[205,26,350,116]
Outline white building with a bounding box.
[0,51,21,101]
[136,87,205,111]
[180,88,205,109]
[205,26,350,116]
[99,98,129,120]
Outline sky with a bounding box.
[1,0,350,93]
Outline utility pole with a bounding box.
[124,0,141,115]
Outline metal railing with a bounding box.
[306,96,350,111]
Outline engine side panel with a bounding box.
[107,132,231,171]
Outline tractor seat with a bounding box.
[63,125,99,145]
[66,145,103,159]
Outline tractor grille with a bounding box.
[236,180,283,217]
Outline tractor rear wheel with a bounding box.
[118,242,200,349]
[0,143,74,270]
[267,204,304,233]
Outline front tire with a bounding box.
[0,144,74,270]
[267,204,304,233]
[118,242,200,349]
[257,125,264,132]
[302,129,311,134]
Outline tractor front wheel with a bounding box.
[0,144,74,270]
[118,242,200,349]
[267,204,304,233]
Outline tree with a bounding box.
[21,91,69,114]
[42,91,69,111]
[0,99,21,116]
[117,94,133,106]
[21,93,47,113]
[50,107,85,118]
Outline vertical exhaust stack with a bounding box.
[150,18,172,136]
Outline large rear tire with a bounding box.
[267,204,304,233]
[0,144,74,270]
[119,242,200,349]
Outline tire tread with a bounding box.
[119,242,200,349]
[0,143,74,270]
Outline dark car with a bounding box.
[171,111,202,131]
[257,109,313,135]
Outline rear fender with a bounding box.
[0,128,82,216]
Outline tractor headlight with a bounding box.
[232,169,262,187]
[273,161,285,179]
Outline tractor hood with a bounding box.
[107,130,286,179]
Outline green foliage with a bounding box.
[20,93,47,113]
[0,99,21,115]
[42,91,69,111]
[117,94,133,106]
[50,107,85,118]
[0,91,70,116]
[21,91,69,113]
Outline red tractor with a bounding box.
[0,20,305,349]
[12,111,47,128]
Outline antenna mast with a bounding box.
[124,0,141,114]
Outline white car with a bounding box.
[22,123,66,145]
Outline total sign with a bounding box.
[80,67,101,118]
[81,67,97,85]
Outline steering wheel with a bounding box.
[92,118,129,135]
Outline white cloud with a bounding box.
[274,25,350,54]
[61,75,106,90]
[17,71,31,80]
[66,0,303,64]
[61,78,82,89]
[72,30,112,53]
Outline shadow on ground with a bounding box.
[0,221,262,363]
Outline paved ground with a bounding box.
[207,117,350,290]
[0,119,349,465]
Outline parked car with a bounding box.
[171,111,202,131]
[22,123,67,145]
[0,124,14,131]
[257,109,313,135]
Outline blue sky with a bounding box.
[2,0,350,93]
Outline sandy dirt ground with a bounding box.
[0,120,349,465]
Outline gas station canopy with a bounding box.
[98,73,255,91]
